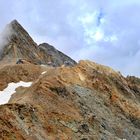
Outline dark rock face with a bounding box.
[39,43,76,66]
[0,20,76,66]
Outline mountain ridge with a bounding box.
[0,20,140,140]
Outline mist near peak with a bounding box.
[0,21,14,52]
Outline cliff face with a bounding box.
[0,21,140,140]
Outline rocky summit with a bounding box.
[0,20,140,140]
[0,20,76,66]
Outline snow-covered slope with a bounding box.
[0,81,32,105]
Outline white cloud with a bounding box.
[93,30,104,41]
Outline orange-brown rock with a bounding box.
[0,60,139,139]
[0,64,43,91]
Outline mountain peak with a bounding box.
[0,19,31,44]
[0,20,76,66]
[10,19,19,25]
[7,19,31,38]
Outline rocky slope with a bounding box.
[0,21,140,140]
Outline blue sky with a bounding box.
[0,0,140,76]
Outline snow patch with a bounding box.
[41,71,47,75]
[0,81,32,105]
[41,64,47,67]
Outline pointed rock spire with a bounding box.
[0,20,76,66]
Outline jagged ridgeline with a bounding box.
[0,20,76,66]
[0,20,140,140]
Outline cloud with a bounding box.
[0,0,140,76]
[0,23,14,54]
